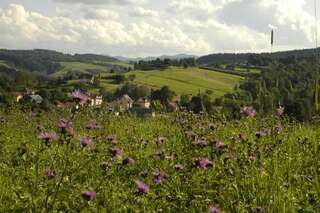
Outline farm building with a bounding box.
[129,107,155,118]
[29,94,43,104]
[134,97,151,109]
[89,95,103,107]
[108,94,134,112]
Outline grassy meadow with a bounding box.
[50,62,112,77]
[51,61,132,78]
[0,107,319,212]
[126,67,243,98]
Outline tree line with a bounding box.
[133,58,197,71]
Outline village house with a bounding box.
[14,92,24,103]
[167,101,179,112]
[89,94,103,107]
[29,94,43,104]
[130,97,155,117]
[108,94,134,112]
[134,97,151,109]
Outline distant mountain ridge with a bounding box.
[115,54,198,62]
[0,47,319,75]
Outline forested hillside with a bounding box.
[197,48,318,66]
[217,61,319,121]
[0,49,120,74]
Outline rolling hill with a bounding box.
[0,49,126,75]
[96,67,243,98]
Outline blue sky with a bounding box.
[0,0,317,57]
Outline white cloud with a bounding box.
[217,0,316,49]
[0,4,209,56]
[53,0,148,5]
[83,8,119,20]
[167,0,217,20]
[0,1,317,56]
[130,7,158,17]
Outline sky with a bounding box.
[0,0,318,57]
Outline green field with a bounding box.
[50,62,112,77]
[51,61,132,78]
[125,67,243,98]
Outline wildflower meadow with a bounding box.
[0,106,319,212]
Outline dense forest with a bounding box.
[133,58,197,71]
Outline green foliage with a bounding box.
[134,58,196,71]
[15,71,38,89]
[114,83,150,101]
[151,86,175,105]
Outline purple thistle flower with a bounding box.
[152,171,168,185]
[248,156,256,161]
[109,147,124,159]
[165,155,175,161]
[39,132,58,143]
[44,168,57,178]
[209,123,219,130]
[123,157,135,165]
[138,170,148,177]
[208,205,221,213]
[156,136,166,145]
[192,137,208,147]
[100,162,112,170]
[193,158,213,170]
[85,120,99,130]
[239,133,247,141]
[241,106,257,117]
[197,122,205,130]
[275,123,283,134]
[198,111,205,116]
[71,90,88,105]
[58,119,74,136]
[135,180,149,194]
[174,164,183,171]
[78,137,94,147]
[37,124,45,132]
[81,191,96,201]
[223,154,237,162]
[214,140,227,149]
[255,131,268,138]
[106,135,117,145]
[185,130,197,140]
[255,207,265,213]
[153,148,165,158]
[140,139,148,147]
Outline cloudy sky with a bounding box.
[0,0,318,57]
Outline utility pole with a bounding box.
[315,0,319,112]
[270,29,274,53]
